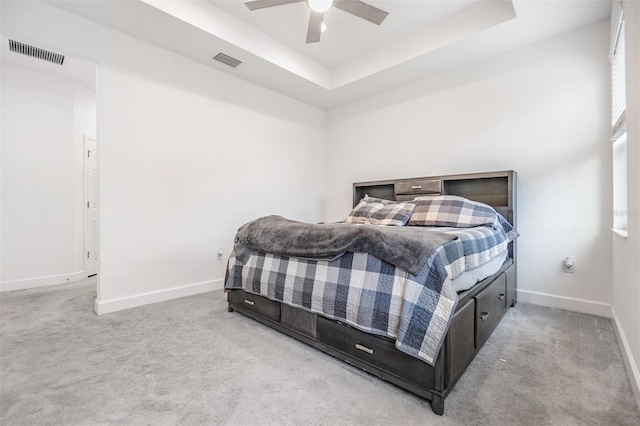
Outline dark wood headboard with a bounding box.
[353,170,517,228]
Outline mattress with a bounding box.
[451,249,508,292]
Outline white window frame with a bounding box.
[610,3,628,237]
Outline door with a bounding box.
[85,136,98,277]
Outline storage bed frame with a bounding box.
[226,171,517,415]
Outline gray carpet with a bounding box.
[1,280,639,426]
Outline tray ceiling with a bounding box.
[47,0,611,109]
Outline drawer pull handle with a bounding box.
[480,312,489,321]
[355,343,374,354]
[244,299,255,306]
[498,293,505,300]
[411,185,422,190]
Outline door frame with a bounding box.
[84,135,98,278]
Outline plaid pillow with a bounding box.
[344,198,380,224]
[408,195,497,228]
[344,196,415,226]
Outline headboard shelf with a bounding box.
[353,184,396,203]
[353,170,517,227]
[443,177,509,209]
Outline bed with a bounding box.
[224,171,517,415]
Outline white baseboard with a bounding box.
[611,307,640,410]
[94,278,224,315]
[0,271,87,292]
[517,289,611,318]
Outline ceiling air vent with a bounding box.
[9,39,65,65]
[213,53,242,68]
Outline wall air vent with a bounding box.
[213,53,242,68]
[9,39,65,65]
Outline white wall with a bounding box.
[1,61,96,290]
[326,21,612,316]
[611,0,640,404]
[1,1,326,312]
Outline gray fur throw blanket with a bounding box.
[234,215,456,275]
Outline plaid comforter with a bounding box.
[431,225,511,280]
[225,224,510,365]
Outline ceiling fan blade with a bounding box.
[244,0,305,11]
[306,11,324,43]
[334,0,388,25]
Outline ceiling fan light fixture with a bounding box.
[307,0,333,13]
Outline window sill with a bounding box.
[611,228,629,239]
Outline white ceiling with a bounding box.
[47,0,611,109]
[209,0,481,69]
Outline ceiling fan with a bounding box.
[244,0,389,44]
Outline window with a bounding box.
[612,134,628,231]
[610,6,627,235]
[611,17,626,130]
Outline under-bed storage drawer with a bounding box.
[227,290,280,322]
[281,304,316,338]
[446,299,475,386]
[475,273,507,346]
[316,317,434,388]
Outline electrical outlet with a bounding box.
[563,257,575,273]
[217,247,224,260]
